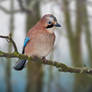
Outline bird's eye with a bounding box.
[48,21,52,25]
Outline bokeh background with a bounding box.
[0,0,92,92]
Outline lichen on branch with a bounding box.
[0,35,92,74]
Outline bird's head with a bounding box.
[40,14,61,33]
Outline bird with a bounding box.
[14,14,61,71]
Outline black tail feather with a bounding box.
[14,59,26,71]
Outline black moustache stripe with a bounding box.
[46,24,54,28]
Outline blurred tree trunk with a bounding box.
[74,0,83,66]
[82,1,92,91]
[62,0,76,66]
[74,1,92,92]
[47,52,54,92]
[83,0,92,67]
[73,0,84,91]
[62,0,92,92]
[5,0,14,92]
[25,0,43,92]
[62,0,83,67]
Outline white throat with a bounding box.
[47,27,56,33]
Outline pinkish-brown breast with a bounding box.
[24,27,55,57]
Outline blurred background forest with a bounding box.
[0,0,92,92]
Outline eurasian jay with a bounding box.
[14,14,61,71]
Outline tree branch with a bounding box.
[86,1,92,7]
[0,35,92,74]
[0,34,18,52]
[0,0,32,14]
[0,0,6,3]
[0,5,22,14]
[0,50,92,74]
[17,0,32,14]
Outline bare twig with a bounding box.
[0,35,18,52]
[86,1,92,7]
[0,0,6,3]
[18,0,32,14]
[0,0,32,14]
[0,5,22,14]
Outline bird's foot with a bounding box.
[42,57,47,63]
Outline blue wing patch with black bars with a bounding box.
[24,37,30,47]
[22,37,30,54]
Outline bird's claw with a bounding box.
[42,57,47,63]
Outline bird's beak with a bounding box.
[54,23,61,27]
